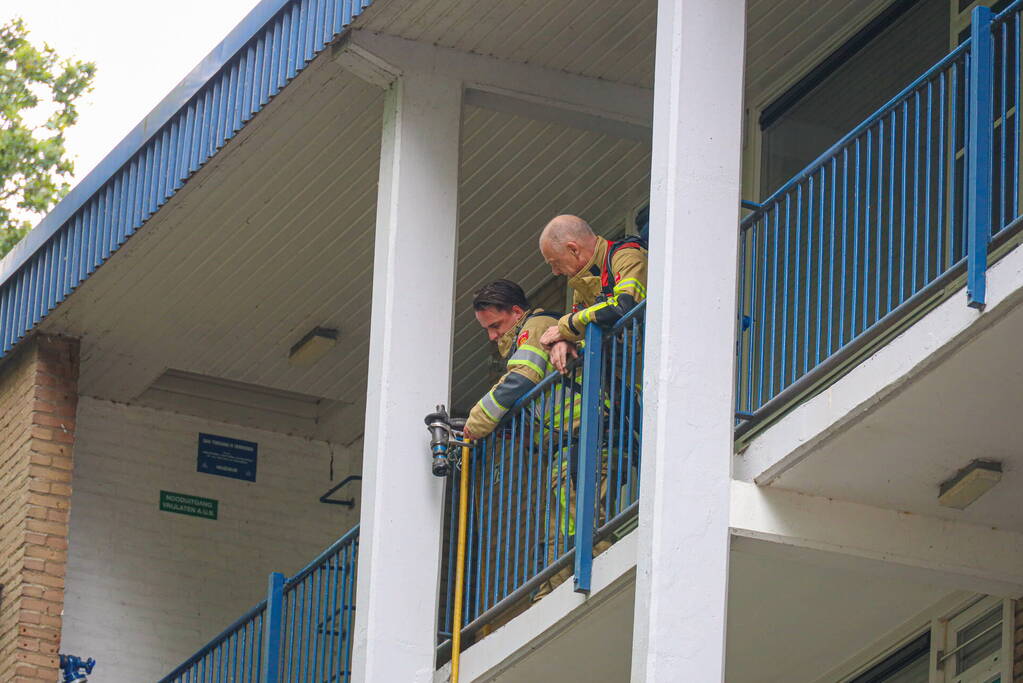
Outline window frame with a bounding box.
[936,596,1013,683]
[848,631,932,683]
[826,595,1014,683]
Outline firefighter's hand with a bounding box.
[550,341,578,375]
[462,425,474,440]
[540,325,564,348]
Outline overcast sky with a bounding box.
[3,0,264,192]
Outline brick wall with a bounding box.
[61,396,361,682]
[0,335,79,683]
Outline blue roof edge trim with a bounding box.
[0,0,375,357]
[0,0,292,285]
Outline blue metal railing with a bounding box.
[439,362,583,637]
[159,525,359,683]
[992,2,1021,237]
[593,304,645,527]
[736,42,970,419]
[159,602,266,683]
[279,527,359,682]
[438,303,646,646]
[735,2,1023,428]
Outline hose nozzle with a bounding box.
[425,405,455,477]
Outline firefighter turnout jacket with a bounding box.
[557,236,648,342]
[465,308,561,439]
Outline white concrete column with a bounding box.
[631,1,746,681]
[351,71,462,683]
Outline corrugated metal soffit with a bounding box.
[0,0,375,358]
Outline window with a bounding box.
[941,599,1006,683]
[849,632,930,683]
[844,597,1011,683]
[955,607,1002,674]
[953,0,1016,46]
[759,0,950,196]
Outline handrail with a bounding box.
[607,299,647,333]
[160,524,360,683]
[736,0,1023,433]
[157,601,267,682]
[492,300,647,424]
[994,0,1022,23]
[284,522,361,589]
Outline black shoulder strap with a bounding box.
[525,309,562,322]
[601,236,648,297]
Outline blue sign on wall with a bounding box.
[197,433,257,482]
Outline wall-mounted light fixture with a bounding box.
[288,327,338,367]
[937,460,1002,509]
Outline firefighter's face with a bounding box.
[475,306,524,342]
[540,239,587,277]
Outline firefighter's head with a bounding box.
[539,214,598,277]
[473,280,529,342]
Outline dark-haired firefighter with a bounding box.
[462,280,585,615]
[462,280,575,440]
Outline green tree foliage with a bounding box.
[0,18,95,257]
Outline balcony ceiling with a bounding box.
[39,23,650,441]
[717,215,1023,549]
[767,270,1023,534]
[358,0,895,105]
[37,0,901,442]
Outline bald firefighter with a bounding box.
[537,214,648,368]
[463,280,574,441]
[528,214,646,600]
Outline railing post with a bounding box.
[574,322,603,593]
[967,4,994,309]
[261,571,285,683]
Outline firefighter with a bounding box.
[462,279,587,613]
[462,280,574,440]
[530,214,647,600]
[537,214,648,370]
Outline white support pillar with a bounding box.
[351,71,462,683]
[632,1,746,681]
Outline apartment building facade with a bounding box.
[1,0,1022,681]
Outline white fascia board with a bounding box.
[737,238,1023,485]
[336,30,653,138]
[730,480,1023,598]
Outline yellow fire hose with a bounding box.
[450,440,471,683]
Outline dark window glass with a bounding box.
[850,632,930,683]
[955,606,1002,674]
[761,0,949,195]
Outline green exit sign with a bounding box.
[160,490,218,520]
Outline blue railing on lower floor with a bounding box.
[279,526,359,681]
[159,525,359,683]
[159,601,267,683]
[438,303,646,648]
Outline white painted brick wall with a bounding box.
[60,396,361,682]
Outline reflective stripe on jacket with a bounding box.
[558,237,648,342]
[466,308,570,438]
